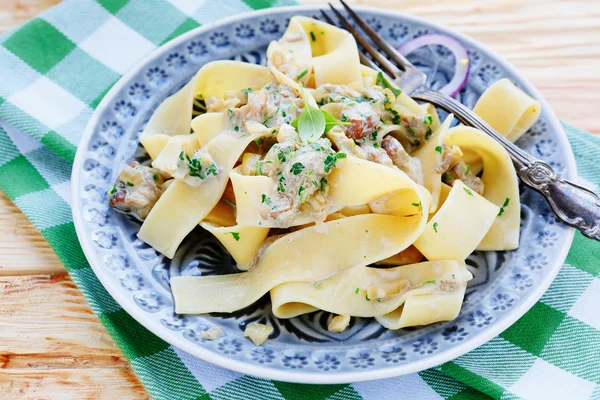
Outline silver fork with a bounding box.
[323,1,600,242]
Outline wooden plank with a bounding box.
[0,192,65,276]
[0,0,61,33]
[0,369,149,400]
[0,274,148,399]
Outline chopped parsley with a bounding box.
[408,127,417,136]
[180,151,218,179]
[463,187,474,196]
[298,185,308,203]
[296,69,308,80]
[452,274,456,279]
[226,232,240,241]
[355,288,360,294]
[376,71,401,97]
[388,108,401,125]
[281,110,286,118]
[310,142,323,151]
[290,162,305,175]
[310,31,316,41]
[242,87,252,95]
[152,173,158,181]
[423,280,437,285]
[435,146,443,153]
[126,181,134,187]
[255,138,264,146]
[317,97,327,106]
[411,202,420,207]
[263,114,274,125]
[234,126,239,132]
[261,194,271,205]
[109,187,118,195]
[425,127,433,140]
[365,294,371,301]
[445,172,454,182]
[365,229,369,233]
[320,177,328,193]
[498,197,511,216]
[423,115,433,125]
[465,165,471,175]
[277,151,286,162]
[433,222,439,233]
[323,152,346,173]
[277,176,286,193]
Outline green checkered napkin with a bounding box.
[1,0,599,398]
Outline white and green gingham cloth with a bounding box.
[1,1,599,399]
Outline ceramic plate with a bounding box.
[72,6,576,384]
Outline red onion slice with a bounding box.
[398,34,470,97]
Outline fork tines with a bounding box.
[323,1,422,81]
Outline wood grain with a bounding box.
[0,274,148,399]
[0,0,598,399]
[0,192,64,276]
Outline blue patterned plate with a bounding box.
[72,6,576,383]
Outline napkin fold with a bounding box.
[1,1,599,399]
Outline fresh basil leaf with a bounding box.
[376,71,401,97]
[321,109,350,134]
[295,105,326,143]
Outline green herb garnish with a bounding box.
[411,202,420,207]
[226,232,240,241]
[323,152,346,173]
[290,162,305,175]
[465,165,471,175]
[498,197,510,216]
[261,194,271,205]
[109,187,118,195]
[242,87,252,95]
[296,69,308,80]
[152,173,158,181]
[255,138,264,146]
[423,115,433,125]
[310,31,316,41]
[314,282,322,289]
[263,114,274,125]
[423,280,437,285]
[433,222,439,233]
[435,146,443,153]
[376,71,401,97]
[320,177,328,193]
[463,187,474,196]
[126,181,134,187]
[355,288,360,294]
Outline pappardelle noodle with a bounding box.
[108,17,541,343]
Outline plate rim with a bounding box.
[72,5,576,384]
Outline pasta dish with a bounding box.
[107,17,541,344]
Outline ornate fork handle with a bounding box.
[412,86,600,241]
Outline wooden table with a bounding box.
[1,0,598,398]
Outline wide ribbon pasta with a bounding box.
[171,157,430,314]
[473,78,541,142]
[271,260,472,331]
[138,127,276,258]
[140,61,272,159]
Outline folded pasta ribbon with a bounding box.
[140,61,273,159]
[270,260,472,330]
[171,156,431,314]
